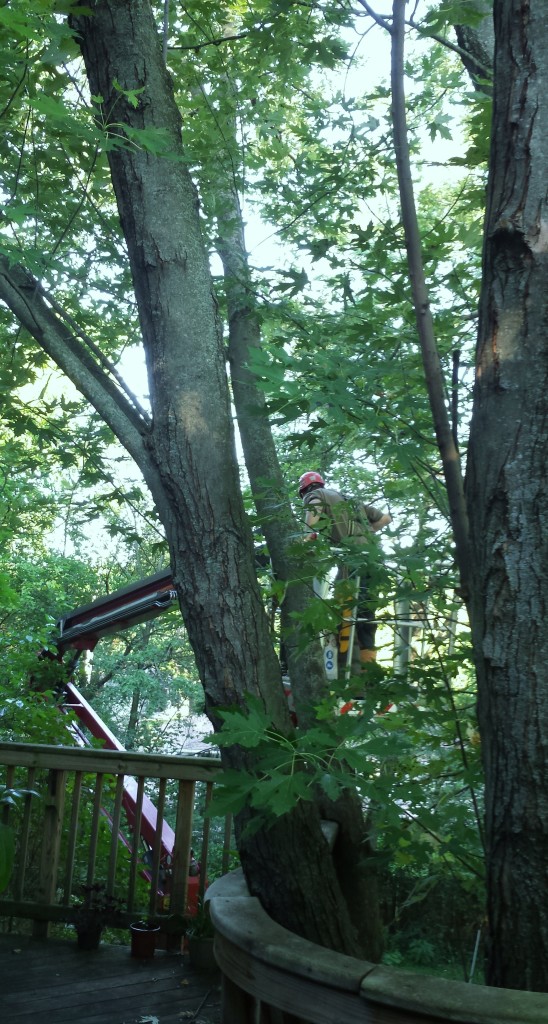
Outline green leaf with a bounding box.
[250,770,313,817]
[212,698,274,749]
[206,771,258,817]
[112,79,146,108]
[319,772,343,801]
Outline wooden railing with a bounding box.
[4,743,548,1021]
[207,872,548,1024]
[0,742,231,936]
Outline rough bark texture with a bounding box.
[216,182,329,719]
[455,2,494,89]
[316,789,384,962]
[60,0,367,957]
[216,180,383,957]
[466,0,548,991]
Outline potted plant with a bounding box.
[72,882,125,950]
[186,898,217,970]
[129,918,161,958]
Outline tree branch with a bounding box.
[390,0,471,598]
[170,31,250,52]
[356,1,492,85]
[355,0,392,33]
[0,257,158,490]
[409,16,492,84]
[37,282,151,427]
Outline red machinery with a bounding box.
[54,569,201,913]
[56,568,177,655]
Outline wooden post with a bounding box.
[148,777,167,918]
[198,782,213,904]
[128,776,145,915]
[62,770,82,904]
[33,768,66,939]
[13,767,36,902]
[221,974,257,1024]
[171,779,194,917]
[107,773,125,894]
[87,773,104,885]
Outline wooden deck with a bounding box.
[0,934,221,1024]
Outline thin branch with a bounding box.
[48,146,100,258]
[0,64,28,121]
[421,607,486,852]
[11,104,32,206]
[451,349,460,451]
[354,0,392,33]
[390,0,471,599]
[409,17,492,81]
[37,283,151,427]
[355,2,492,81]
[402,809,484,878]
[170,30,250,52]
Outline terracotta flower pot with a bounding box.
[130,921,160,958]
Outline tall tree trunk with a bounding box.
[216,181,328,718]
[65,0,366,956]
[125,687,141,749]
[216,178,383,959]
[466,0,548,991]
[390,1,471,597]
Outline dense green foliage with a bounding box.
[0,0,495,971]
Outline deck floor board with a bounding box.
[0,934,221,1024]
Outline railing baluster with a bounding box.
[128,776,145,914]
[34,768,66,939]
[87,774,104,886]
[2,765,15,825]
[199,782,213,903]
[107,773,125,893]
[148,778,166,918]
[171,779,195,917]
[63,770,83,904]
[13,766,36,901]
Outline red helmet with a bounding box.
[298,471,325,497]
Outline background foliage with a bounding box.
[0,0,491,973]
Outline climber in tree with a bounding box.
[299,471,392,674]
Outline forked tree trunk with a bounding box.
[466,0,548,991]
[216,180,329,718]
[64,0,376,957]
[217,178,383,958]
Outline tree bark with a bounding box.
[466,0,548,991]
[216,180,328,720]
[390,1,471,596]
[54,0,368,956]
[455,2,494,90]
[125,687,141,749]
[216,177,383,957]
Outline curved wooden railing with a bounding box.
[207,871,548,1024]
[0,742,230,935]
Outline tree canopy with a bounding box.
[0,0,546,994]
